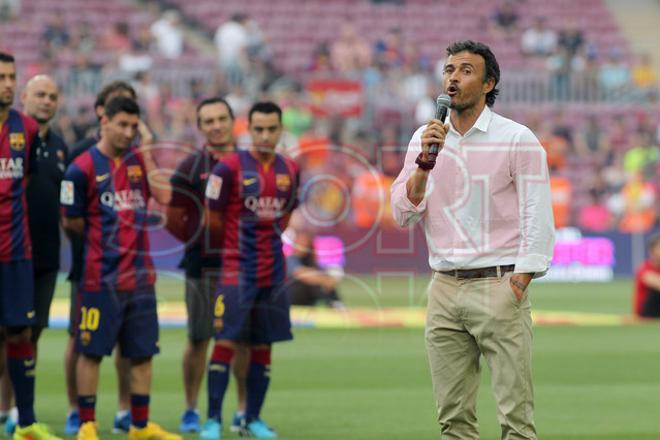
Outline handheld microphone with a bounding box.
[428,94,451,157]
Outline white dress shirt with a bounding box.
[391,106,555,276]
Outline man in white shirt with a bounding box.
[150,10,184,60]
[214,14,248,87]
[391,40,555,440]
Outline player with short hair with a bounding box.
[201,101,299,439]
[0,51,61,440]
[63,81,142,436]
[61,96,178,440]
[166,97,249,433]
[0,73,69,435]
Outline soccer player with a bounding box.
[202,101,299,439]
[0,51,61,440]
[0,74,69,434]
[166,97,249,433]
[61,96,179,440]
[634,234,660,318]
[63,81,142,436]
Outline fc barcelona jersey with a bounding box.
[61,145,156,292]
[0,109,39,262]
[206,150,299,287]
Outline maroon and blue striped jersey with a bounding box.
[61,145,156,292]
[0,109,39,262]
[206,150,299,287]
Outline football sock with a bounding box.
[246,347,272,422]
[130,394,149,428]
[78,395,96,424]
[6,342,35,427]
[208,345,234,421]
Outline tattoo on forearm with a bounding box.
[511,280,527,291]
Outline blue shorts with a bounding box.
[214,283,293,344]
[0,260,35,327]
[74,285,160,359]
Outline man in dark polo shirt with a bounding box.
[167,97,248,433]
[24,75,68,340]
[62,81,140,436]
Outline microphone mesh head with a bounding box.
[436,94,451,107]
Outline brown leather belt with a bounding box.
[438,264,515,280]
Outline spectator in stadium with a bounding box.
[62,81,142,436]
[214,14,249,87]
[202,101,299,439]
[633,234,660,318]
[391,40,554,439]
[623,131,659,178]
[520,17,557,57]
[490,0,520,38]
[631,53,659,101]
[557,18,585,58]
[166,97,249,434]
[599,47,631,100]
[330,22,372,75]
[2,74,69,433]
[286,230,344,308]
[0,0,19,21]
[102,22,132,54]
[374,28,405,69]
[42,11,70,50]
[150,10,184,60]
[61,96,179,440]
[618,172,656,233]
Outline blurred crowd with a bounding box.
[6,0,659,234]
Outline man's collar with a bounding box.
[473,105,492,133]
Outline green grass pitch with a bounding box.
[28,276,660,439]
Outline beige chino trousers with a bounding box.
[425,270,536,440]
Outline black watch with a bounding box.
[415,152,435,170]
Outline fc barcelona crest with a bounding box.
[276,174,291,191]
[127,165,143,182]
[9,133,25,151]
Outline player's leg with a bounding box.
[113,349,132,433]
[75,287,122,439]
[425,273,481,440]
[180,276,212,432]
[202,283,252,440]
[240,285,294,438]
[63,282,80,435]
[1,260,60,439]
[469,273,536,440]
[120,287,180,440]
[229,343,249,432]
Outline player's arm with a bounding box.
[165,156,196,243]
[62,217,85,237]
[204,161,233,244]
[138,121,172,206]
[60,163,87,238]
[165,206,191,242]
[641,271,660,291]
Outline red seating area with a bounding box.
[167,0,630,73]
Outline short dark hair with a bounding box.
[104,96,140,120]
[248,101,282,124]
[446,40,500,107]
[0,52,15,64]
[196,97,234,127]
[94,81,137,109]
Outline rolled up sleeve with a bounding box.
[390,126,430,227]
[512,128,556,277]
